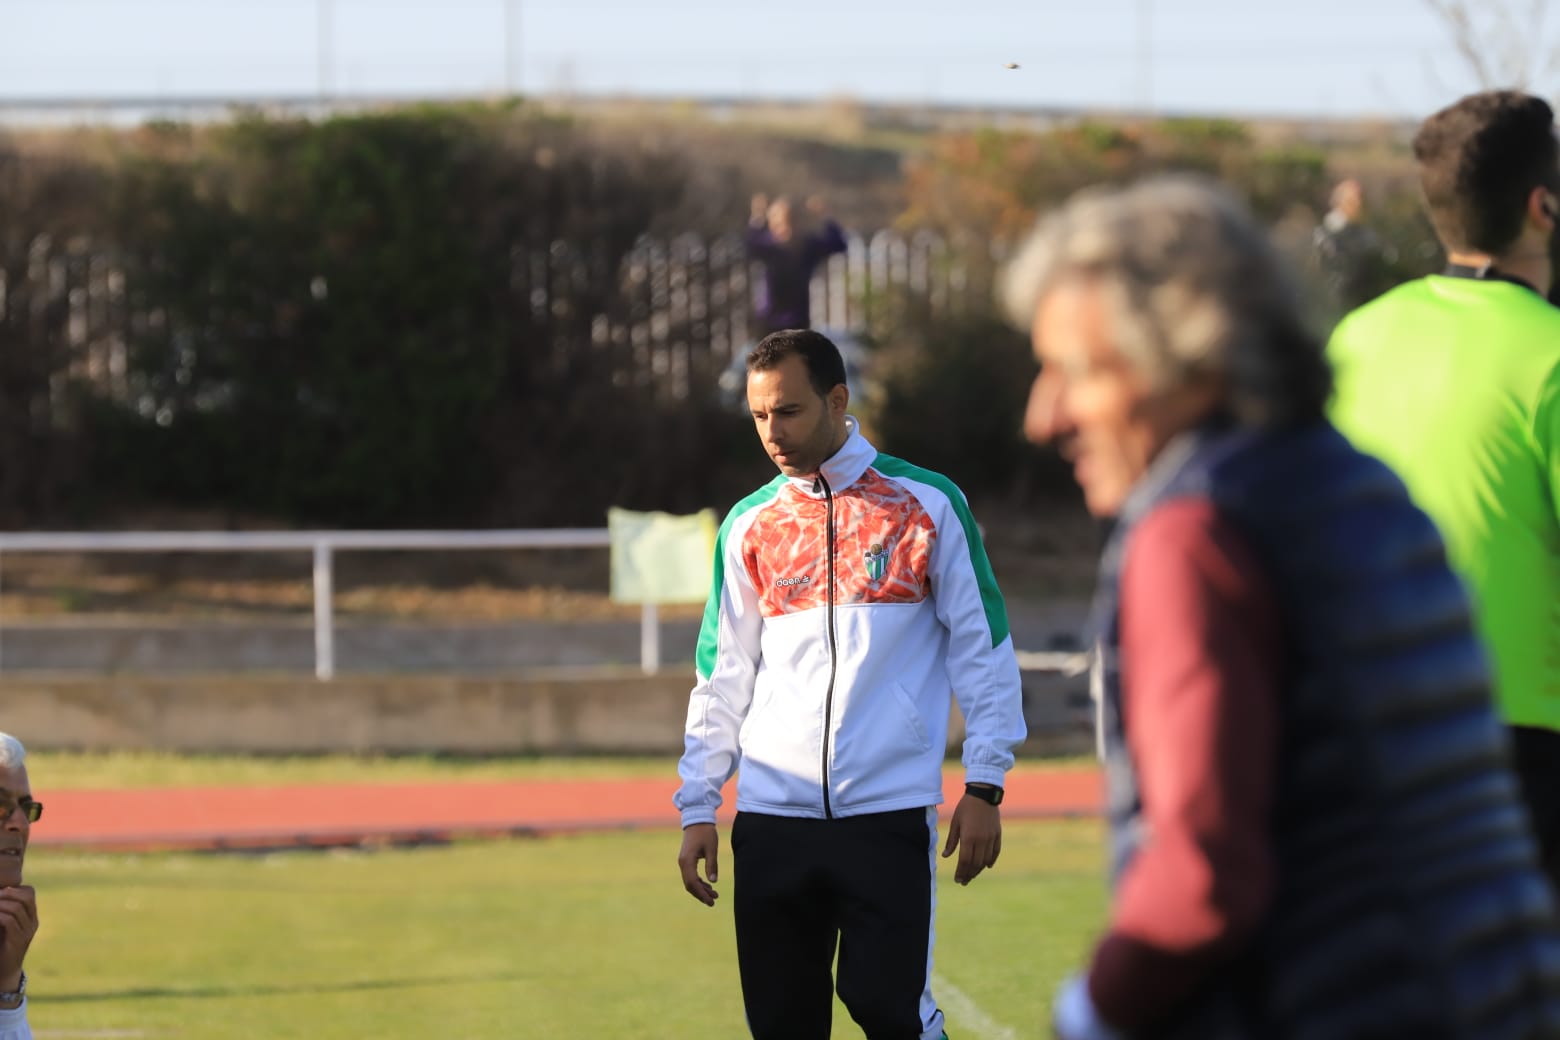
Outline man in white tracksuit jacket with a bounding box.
[675,329,1027,1040]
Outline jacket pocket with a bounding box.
[891,681,932,753]
[738,685,774,747]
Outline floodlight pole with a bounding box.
[318,0,335,103]
[504,0,522,96]
[1137,0,1153,114]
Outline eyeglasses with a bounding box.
[0,794,42,824]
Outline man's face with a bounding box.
[1334,180,1364,222]
[1023,278,1218,517]
[748,353,848,479]
[0,764,32,888]
[766,199,794,242]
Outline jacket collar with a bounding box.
[1115,413,1242,528]
[787,416,876,496]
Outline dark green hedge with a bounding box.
[82,108,699,525]
[1,108,1442,529]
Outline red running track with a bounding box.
[29,768,1102,853]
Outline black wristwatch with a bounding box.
[964,783,1003,806]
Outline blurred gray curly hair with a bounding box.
[0,733,24,770]
[999,174,1331,428]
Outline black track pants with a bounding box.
[731,808,945,1040]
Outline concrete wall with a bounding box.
[0,619,705,674]
[1,671,698,755]
[0,601,1086,675]
[0,670,1092,757]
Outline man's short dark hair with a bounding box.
[747,329,847,398]
[1413,90,1559,255]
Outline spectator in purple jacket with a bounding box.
[746,193,848,337]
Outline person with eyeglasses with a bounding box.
[0,732,40,1040]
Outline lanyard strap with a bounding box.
[1442,262,1541,295]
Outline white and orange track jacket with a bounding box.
[675,419,1027,826]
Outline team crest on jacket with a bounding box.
[864,540,890,582]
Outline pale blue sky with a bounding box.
[1,0,1548,119]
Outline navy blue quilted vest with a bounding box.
[1091,421,1560,1039]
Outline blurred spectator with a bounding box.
[1329,89,1560,895]
[0,733,39,1040]
[1311,177,1396,312]
[745,193,848,337]
[1004,174,1560,1040]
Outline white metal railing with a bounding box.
[1014,650,1089,676]
[0,529,635,680]
[0,529,1090,680]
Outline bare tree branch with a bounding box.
[1424,0,1560,93]
[1425,0,1500,88]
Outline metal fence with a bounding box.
[1,228,997,419]
[0,528,1087,681]
[0,528,616,680]
[533,229,986,400]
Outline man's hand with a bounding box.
[677,823,721,907]
[1052,973,1126,1040]
[941,793,1002,885]
[0,885,37,1000]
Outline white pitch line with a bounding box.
[933,972,1019,1040]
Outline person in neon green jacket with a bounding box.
[1328,90,1560,890]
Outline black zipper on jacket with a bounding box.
[815,472,838,820]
